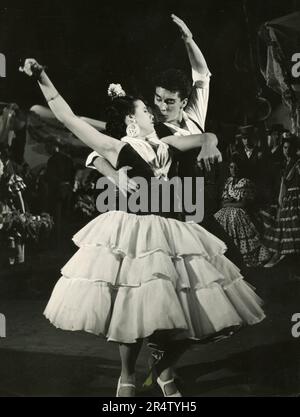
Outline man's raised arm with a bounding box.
[171,14,209,75]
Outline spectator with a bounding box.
[264,124,286,205]
[214,155,270,267]
[236,125,264,184]
[262,136,300,267]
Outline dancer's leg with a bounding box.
[118,340,143,396]
[155,340,190,395]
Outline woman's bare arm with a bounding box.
[161,132,221,171]
[161,132,217,151]
[20,59,125,168]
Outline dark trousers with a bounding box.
[48,183,73,245]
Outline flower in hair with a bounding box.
[107,83,126,99]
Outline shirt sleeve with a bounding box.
[185,69,211,132]
[85,151,104,169]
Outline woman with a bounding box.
[261,137,300,267]
[21,59,265,397]
[214,156,270,267]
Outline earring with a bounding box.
[126,122,140,138]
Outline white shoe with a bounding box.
[116,377,136,397]
[157,376,182,397]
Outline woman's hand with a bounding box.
[19,58,44,77]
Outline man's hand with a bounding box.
[197,142,222,172]
[171,14,193,42]
[109,166,139,197]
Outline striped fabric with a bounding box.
[261,179,300,255]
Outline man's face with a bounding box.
[242,135,254,149]
[270,131,281,148]
[154,87,187,123]
[283,141,291,159]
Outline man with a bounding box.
[236,125,263,183]
[86,14,220,186]
[151,16,243,267]
[153,14,210,136]
[152,15,213,198]
[267,124,285,166]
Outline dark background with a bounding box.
[0,0,299,125]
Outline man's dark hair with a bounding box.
[154,69,192,100]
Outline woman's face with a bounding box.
[131,100,155,137]
[229,162,239,177]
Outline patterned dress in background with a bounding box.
[214,177,270,267]
[260,159,300,256]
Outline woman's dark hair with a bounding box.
[282,135,299,158]
[228,154,246,177]
[105,96,138,139]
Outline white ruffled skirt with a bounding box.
[44,211,265,343]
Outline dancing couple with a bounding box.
[20,15,265,398]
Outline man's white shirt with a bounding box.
[85,68,211,168]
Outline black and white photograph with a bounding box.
[0,0,299,399]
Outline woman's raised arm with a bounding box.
[20,59,124,168]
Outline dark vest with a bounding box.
[154,121,205,220]
[154,121,204,179]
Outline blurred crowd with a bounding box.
[0,104,99,266]
[215,124,300,268]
